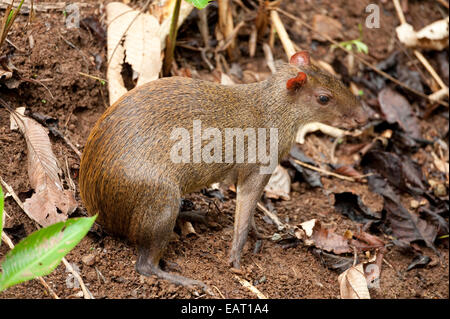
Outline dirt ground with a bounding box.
[0,0,448,299]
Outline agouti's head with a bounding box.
[281,51,367,129]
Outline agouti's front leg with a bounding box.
[229,169,271,269]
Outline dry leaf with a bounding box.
[338,263,371,299]
[179,220,197,237]
[396,17,449,50]
[264,165,291,200]
[10,112,77,227]
[9,107,26,130]
[0,68,12,81]
[431,151,449,175]
[106,2,162,104]
[220,72,235,85]
[299,219,352,254]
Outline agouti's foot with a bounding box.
[228,254,241,270]
[136,262,213,296]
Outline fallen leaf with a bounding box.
[396,18,449,50]
[288,145,323,188]
[264,165,291,200]
[334,192,381,223]
[10,112,77,227]
[338,263,371,299]
[378,87,422,139]
[301,219,352,254]
[106,2,162,104]
[406,254,431,271]
[312,248,355,273]
[385,197,438,254]
[366,173,438,253]
[362,150,427,193]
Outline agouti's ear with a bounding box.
[287,72,307,91]
[290,51,311,67]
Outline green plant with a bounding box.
[0,184,96,291]
[163,0,213,76]
[331,24,369,54]
[0,0,26,49]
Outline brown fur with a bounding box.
[79,59,366,288]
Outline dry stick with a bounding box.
[0,1,91,12]
[292,159,371,182]
[0,177,93,299]
[276,8,449,108]
[212,285,226,299]
[414,50,449,100]
[234,275,268,299]
[393,0,449,102]
[263,42,276,74]
[78,72,107,84]
[215,21,246,53]
[256,202,287,231]
[270,10,295,59]
[197,6,210,49]
[218,0,236,59]
[62,258,93,299]
[19,77,55,100]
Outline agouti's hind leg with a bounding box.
[133,189,212,294]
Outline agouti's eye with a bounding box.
[317,95,330,105]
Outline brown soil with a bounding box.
[0,0,448,299]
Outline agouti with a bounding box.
[79,51,366,291]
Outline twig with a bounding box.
[0,1,91,12]
[19,77,55,100]
[197,6,210,49]
[270,10,295,59]
[62,258,93,299]
[263,43,276,74]
[0,177,28,220]
[292,159,370,182]
[215,21,246,53]
[256,202,286,231]
[218,0,236,59]
[393,0,449,103]
[234,275,267,299]
[212,285,226,299]
[276,8,449,107]
[414,50,449,99]
[78,72,107,84]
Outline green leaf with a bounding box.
[354,40,369,54]
[344,43,353,51]
[184,0,213,9]
[0,215,96,291]
[0,185,3,248]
